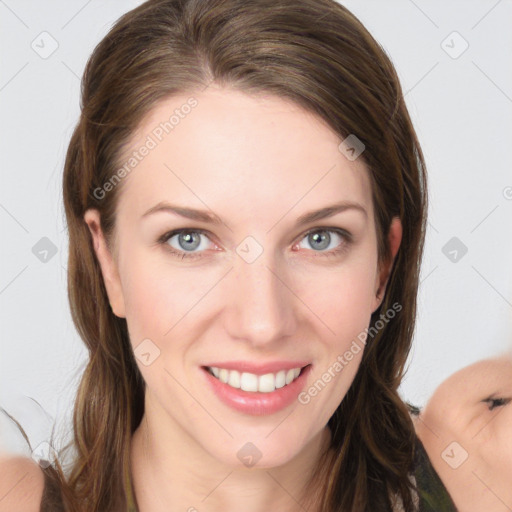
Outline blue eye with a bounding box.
[157,227,352,260]
[158,229,212,260]
[296,228,352,257]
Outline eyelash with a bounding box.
[483,397,511,411]
[157,227,352,261]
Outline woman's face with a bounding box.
[85,86,401,469]
[417,357,512,511]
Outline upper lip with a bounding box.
[202,361,311,375]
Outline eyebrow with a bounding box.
[141,200,367,226]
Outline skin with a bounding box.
[84,86,402,512]
[414,356,512,512]
[0,456,43,512]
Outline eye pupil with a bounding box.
[309,230,330,250]
[179,231,201,250]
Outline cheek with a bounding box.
[294,260,379,411]
[118,246,188,344]
[298,257,378,335]
[484,408,512,472]
[470,408,512,504]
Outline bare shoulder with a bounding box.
[0,455,44,512]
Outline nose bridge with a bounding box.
[225,240,295,344]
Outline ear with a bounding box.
[83,208,126,318]
[372,216,402,313]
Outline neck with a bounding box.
[130,394,333,512]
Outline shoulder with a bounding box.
[0,455,44,512]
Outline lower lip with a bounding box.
[201,365,312,416]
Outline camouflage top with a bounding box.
[411,434,458,511]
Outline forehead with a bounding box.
[116,87,373,224]
[442,358,512,403]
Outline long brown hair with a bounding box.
[5,0,428,510]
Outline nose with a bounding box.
[223,249,297,347]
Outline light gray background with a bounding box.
[1,0,511,457]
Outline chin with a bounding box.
[206,437,305,470]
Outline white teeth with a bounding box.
[208,366,304,393]
[240,372,258,392]
[275,370,286,389]
[228,369,241,389]
[219,368,229,383]
[258,373,275,393]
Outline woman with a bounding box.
[0,0,457,510]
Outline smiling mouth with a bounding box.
[202,364,310,393]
